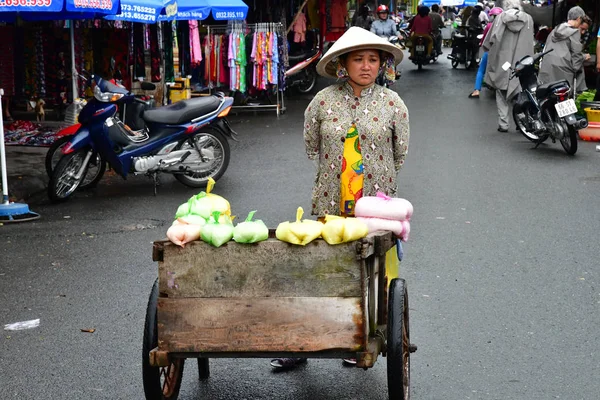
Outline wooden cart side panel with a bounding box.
[158,239,363,298]
[157,297,367,353]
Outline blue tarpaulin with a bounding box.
[205,0,247,20]
[158,0,209,21]
[421,0,477,7]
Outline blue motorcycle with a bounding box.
[48,74,237,202]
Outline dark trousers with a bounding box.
[595,72,600,101]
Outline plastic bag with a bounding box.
[233,211,269,244]
[174,177,231,220]
[201,211,234,247]
[275,207,323,246]
[167,219,202,248]
[321,215,369,245]
[355,192,413,221]
[357,216,411,242]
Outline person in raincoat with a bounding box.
[481,0,534,132]
[538,6,589,93]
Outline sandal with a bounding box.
[270,358,307,370]
[342,358,357,365]
[468,92,480,98]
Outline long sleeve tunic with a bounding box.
[304,82,410,216]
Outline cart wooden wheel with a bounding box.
[142,279,185,400]
[387,278,410,400]
[197,358,210,380]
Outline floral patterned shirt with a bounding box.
[304,82,410,216]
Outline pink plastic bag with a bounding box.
[355,192,413,221]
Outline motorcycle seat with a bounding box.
[288,48,319,65]
[143,96,222,125]
[536,80,569,99]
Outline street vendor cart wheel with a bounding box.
[387,278,410,400]
[142,279,185,400]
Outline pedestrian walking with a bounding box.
[481,0,534,132]
[469,6,503,99]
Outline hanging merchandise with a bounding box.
[0,26,15,101]
[133,23,146,79]
[202,22,286,115]
[34,28,46,99]
[149,24,161,82]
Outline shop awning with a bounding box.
[204,0,247,20]
[105,0,176,23]
[0,0,120,20]
[160,0,247,21]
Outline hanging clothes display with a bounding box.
[133,23,146,79]
[291,11,307,43]
[163,21,175,82]
[149,24,161,82]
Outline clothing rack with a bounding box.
[205,22,286,116]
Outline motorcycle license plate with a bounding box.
[416,45,425,52]
[555,99,577,118]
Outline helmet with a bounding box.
[376,5,389,14]
[489,6,503,16]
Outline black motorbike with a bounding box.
[506,49,588,155]
[448,27,481,69]
[410,34,437,70]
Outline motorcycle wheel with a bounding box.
[46,136,106,189]
[47,148,90,203]
[451,59,459,69]
[417,61,423,71]
[465,49,473,69]
[173,128,230,188]
[560,126,578,155]
[513,107,542,142]
[296,67,317,94]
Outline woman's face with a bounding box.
[378,11,388,20]
[343,50,381,87]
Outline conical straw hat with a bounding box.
[316,27,404,79]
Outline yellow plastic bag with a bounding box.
[385,246,399,283]
[321,215,369,245]
[176,177,231,220]
[275,207,323,246]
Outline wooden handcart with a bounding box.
[143,230,415,399]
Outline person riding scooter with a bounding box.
[370,5,398,38]
[409,6,434,59]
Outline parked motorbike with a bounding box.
[447,27,480,69]
[48,73,237,202]
[505,49,588,155]
[285,29,321,94]
[410,34,436,70]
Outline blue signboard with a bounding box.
[206,0,246,20]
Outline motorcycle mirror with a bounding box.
[502,62,512,71]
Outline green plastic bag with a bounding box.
[201,211,234,247]
[233,211,269,244]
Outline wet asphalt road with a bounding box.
[2,55,600,400]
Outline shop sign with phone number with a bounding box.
[72,0,113,9]
[214,11,245,20]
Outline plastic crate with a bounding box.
[579,122,600,141]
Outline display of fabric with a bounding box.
[3,120,57,147]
